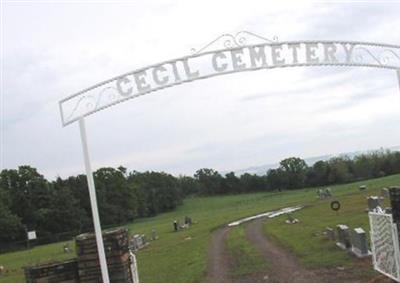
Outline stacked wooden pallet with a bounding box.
[24,259,79,283]
[76,228,132,283]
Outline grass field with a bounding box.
[264,175,394,270]
[0,174,398,283]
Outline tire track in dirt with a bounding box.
[207,220,319,283]
[206,226,232,283]
[207,218,385,283]
[244,219,319,283]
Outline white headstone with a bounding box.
[350,227,371,258]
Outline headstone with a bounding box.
[336,224,351,250]
[325,188,332,197]
[367,196,384,212]
[285,213,299,224]
[350,227,371,258]
[132,235,142,250]
[326,227,336,241]
[317,188,332,200]
[130,234,148,251]
[184,216,192,226]
[381,187,390,198]
[151,229,158,241]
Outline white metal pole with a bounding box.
[79,118,110,283]
[397,69,400,92]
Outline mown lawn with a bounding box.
[0,174,398,283]
[264,175,395,270]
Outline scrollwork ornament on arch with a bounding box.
[190,31,277,54]
[353,46,400,67]
[65,86,119,122]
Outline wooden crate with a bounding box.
[75,227,132,283]
[24,259,79,283]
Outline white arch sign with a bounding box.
[60,32,400,126]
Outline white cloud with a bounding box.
[2,1,400,178]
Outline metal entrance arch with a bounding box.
[59,31,400,282]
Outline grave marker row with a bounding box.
[317,188,332,200]
[326,225,371,258]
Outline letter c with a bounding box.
[153,65,169,86]
[212,52,228,72]
[116,76,133,97]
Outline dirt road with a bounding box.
[206,218,388,283]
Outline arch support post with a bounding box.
[397,69,400,92]
[79,118,110,283]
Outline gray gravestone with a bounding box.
[325,188,332,197]
[350,227,371,258]
[151,229,158,240]
[367,196,384,212]
[130,234,147,251]
[326,227,335,241]
[336,224,351,250]
[381,188,390,198]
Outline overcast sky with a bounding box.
[2,1,400,179]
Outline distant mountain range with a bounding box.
[229,145,400,176]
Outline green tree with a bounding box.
[239,173,265,192]
[194,168,223,195]
[0,186,23,241]
[266,168,287,191]
[128,171,181,217]
[223,172,241,193]
[307,160,329,186]
[44,180,90,234]
[327,157,352,184]
[177,175,200,196]
[0,166,50,231]
[95,167,137,225]
[279,157,308,189]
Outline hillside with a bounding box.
[0,174,398,282]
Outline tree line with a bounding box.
[0,167,182,245]
[2,149,400,246]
